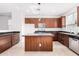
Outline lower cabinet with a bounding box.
[63,35,69,47]
[0,32,20,53]
[0,34,12,53]
[25,36,53,51]
[40,36,52,51]
[58,32,69,47]
[11,33,20,46]
[58,33,63,43]
[25,36,39,51]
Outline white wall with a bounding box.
[0,19,8,30]
[9,7,25,31]
[61,7,79,33]
[0,4,25,31]
[0,14,11,30]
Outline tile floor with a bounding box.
[0,41,77,56]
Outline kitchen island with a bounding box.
[24,33,54,51]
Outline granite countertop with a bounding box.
[35,30,79,38]
[23,33,54,36]
[0,30,20,33]
[0,30,20,36]
[59,32,79,39]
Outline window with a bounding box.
[66,12,76,25]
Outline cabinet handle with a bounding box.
[39,43,41,47]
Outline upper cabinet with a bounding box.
[42,17,66,28]
[77,7,79,26]
[25,18,39,28]
[25,18,65,28]
[40,18,60,28]
[59,16,66,27]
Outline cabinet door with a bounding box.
[25,18,39,28]
[40,36,53,51]
[63,35,69,47]
[52,32,58,41]
[58,16,66,28]
[58,33,62,43]
[12,33,20,45]
[61,16,66,27]
[25,36,40,51]
[0,35,12,53]
[41,18,58,28]
[77,7,79,26]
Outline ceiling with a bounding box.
[0,3,78,17]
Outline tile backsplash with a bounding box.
[22,24,79,34]
[61,24,79,34]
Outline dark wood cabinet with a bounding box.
[25,18,65,28]
[40,36,52,51]
[25,18,39,28]
[58,32,69,47]
[77,7,79,26]
[11,33,20,46]
[41,18,59,28]
[25,36,39,51]
[42,17,66,28]
[61,16,66,27]
[62,34,69,47]
[58,16,66,28]
[0,32,20,53]
[25,36,53,51]
[58,33,62,43]
[52,32,58,41]
[0,34,12,53]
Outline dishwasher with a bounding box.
[69,36,79,54]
